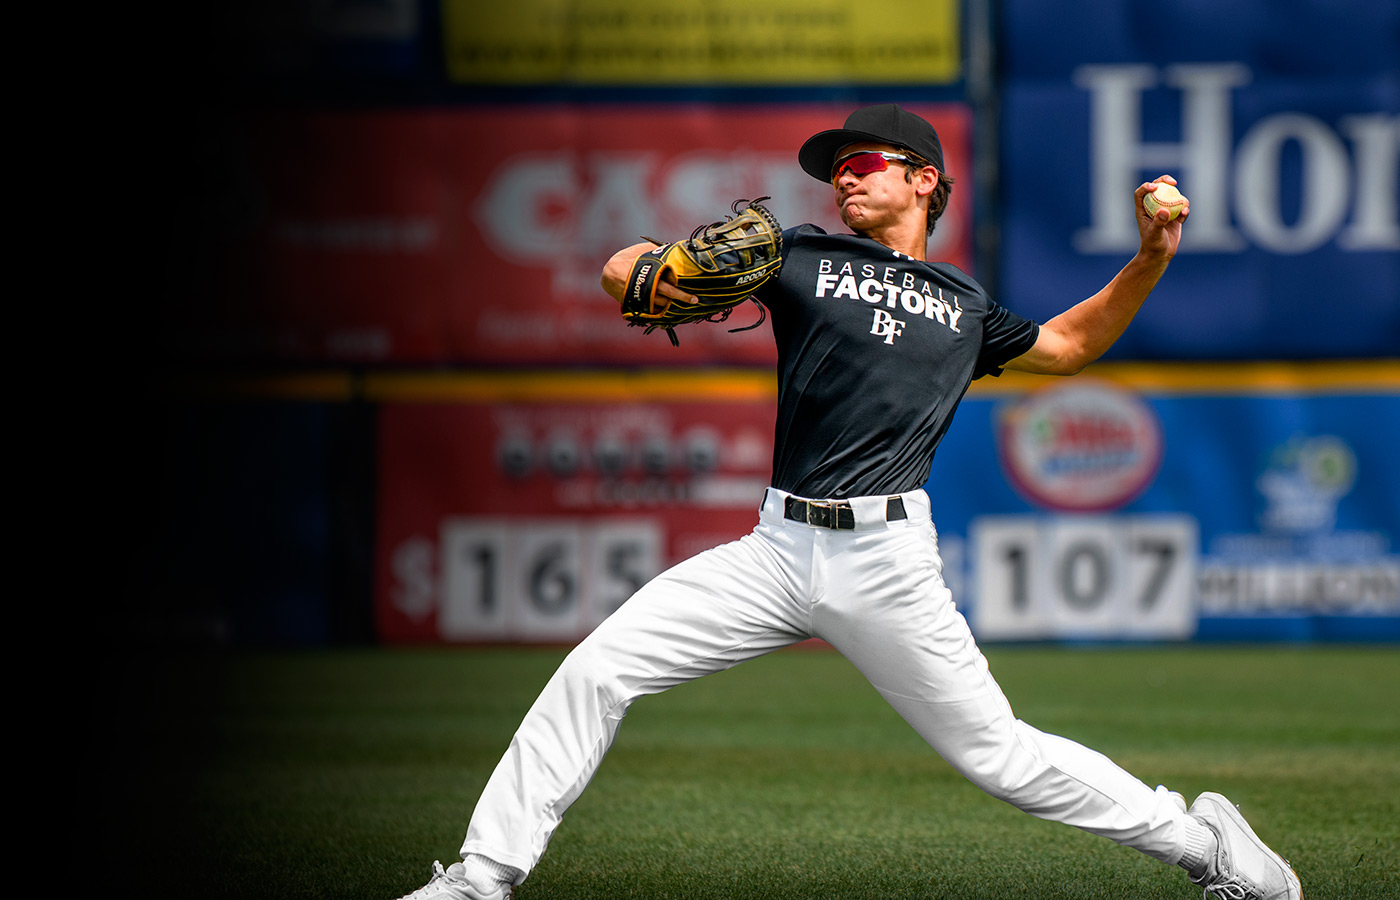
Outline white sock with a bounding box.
[1178,816,1218,879]
[463,854,519,887]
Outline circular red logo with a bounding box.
[996,380,1163,512]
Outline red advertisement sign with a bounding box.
[190,112,458,362]
[199,104,973,365]
[375,394,779,643]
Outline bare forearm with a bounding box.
[600,241,698,307]
[1038,251,1171,372]
[1007,175,1188,376]
[601,242,656,302]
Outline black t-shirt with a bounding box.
[753,225,1040,498]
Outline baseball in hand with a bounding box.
[1143,182,1187,221]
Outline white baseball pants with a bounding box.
[461,488,1192,881]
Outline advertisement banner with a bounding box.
[996,1,1398,360]
[442,0,961,85]
[178,111,456,362]
[373,381,778,643]
[191,104,973,366]
[934,364,1400,642]
[369,364,1400,645]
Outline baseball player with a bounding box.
[394,104,1300,900]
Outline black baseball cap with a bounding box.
[798,104,945,182]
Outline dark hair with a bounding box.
[900,155,955,235]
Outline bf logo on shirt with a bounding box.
[871,310,906,344]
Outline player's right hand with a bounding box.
[1134,175,1188,260]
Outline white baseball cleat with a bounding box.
[1188,792,1302,900]
[392,860,511,900]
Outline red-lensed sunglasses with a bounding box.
[830,150,924,183]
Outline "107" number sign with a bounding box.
[970,515,1198,641]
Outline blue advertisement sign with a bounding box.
[995,0,1399,360]
[923,368,1400,642]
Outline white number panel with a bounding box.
[440,519,511,641]
[970,515,1198,641]
[438,518,664,642]
[587,522,665,622]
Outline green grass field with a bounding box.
[109,645,1398,899]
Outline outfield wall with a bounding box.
[139,2,1397,646]
[155,364,1398,646]
[934,364,1400,643]
[360,364,1400,645]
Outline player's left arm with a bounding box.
[1004,176,1188,376]
[601,242,698,307]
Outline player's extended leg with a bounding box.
[814,515,1189,863]
[815,508,1299,898]
[459,527,811,882]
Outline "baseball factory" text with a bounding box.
[813,259,963,332]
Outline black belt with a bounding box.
[783,495,907,530]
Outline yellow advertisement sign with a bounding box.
[444,0,961,85]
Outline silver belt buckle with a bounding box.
[807,500,833,528]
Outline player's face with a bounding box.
[831,141,927,233]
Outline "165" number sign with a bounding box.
[438,518,663,642]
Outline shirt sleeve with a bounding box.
[753,224,822,310]
[778,225,822,266]
[973,300,1040,380]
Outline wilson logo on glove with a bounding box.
[620,198,784,346]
